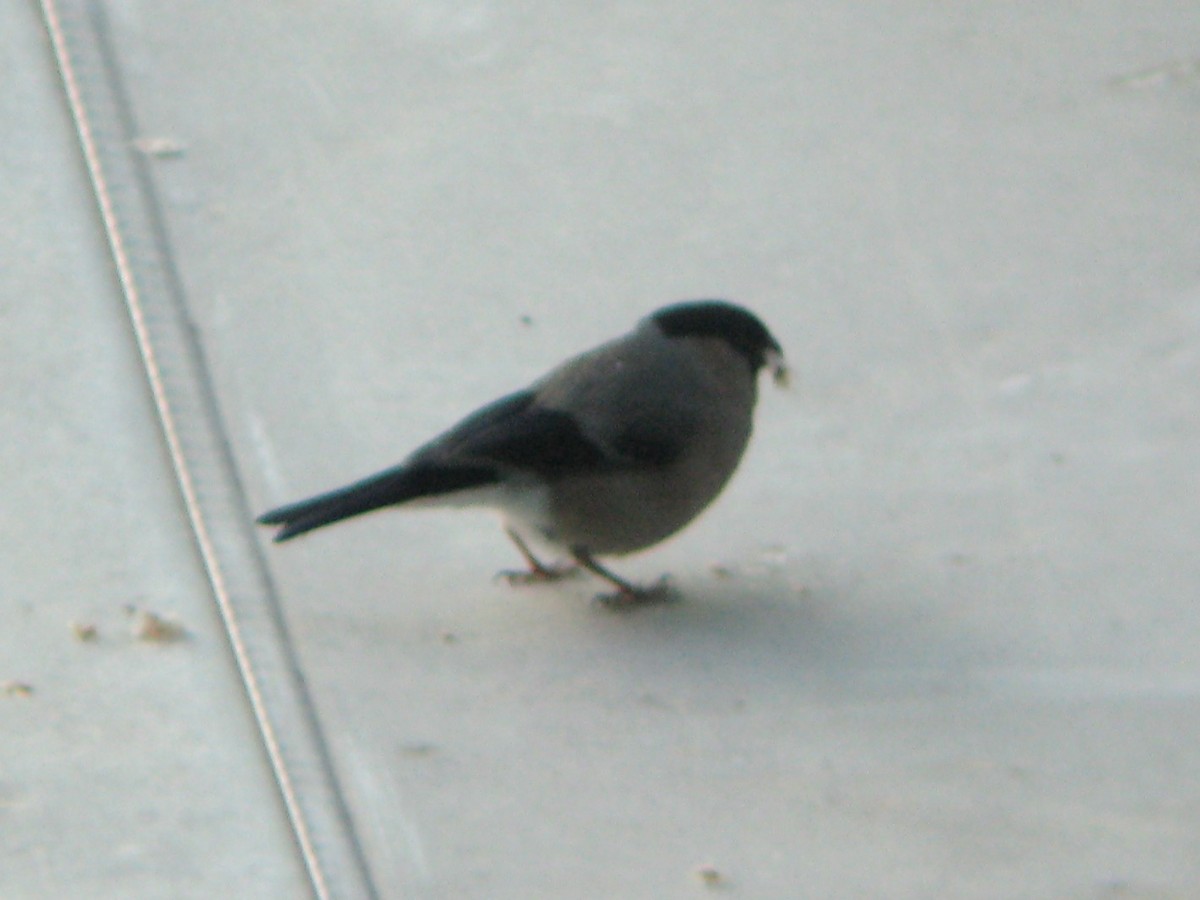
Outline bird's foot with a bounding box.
[496,563,581,587]
[593,576,673,610]
[500,528,582,587]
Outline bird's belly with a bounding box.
[547,455,742,557]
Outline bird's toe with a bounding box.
[592,576,674,610]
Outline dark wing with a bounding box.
[412,389,604,476]
[414,389,682,475]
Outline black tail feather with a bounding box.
[258,463,498,542]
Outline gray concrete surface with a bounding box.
[6,1,1200,898]
[1,2,310,898]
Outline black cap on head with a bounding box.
[649,300,783,373]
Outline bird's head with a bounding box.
[648,299,789,387]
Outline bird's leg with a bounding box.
[570,548,671,608]
[497,528,579,585]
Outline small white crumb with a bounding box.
[69,621,98,642]
[131,610,187,643]
[133,136,187,158]
[2,681,34,698]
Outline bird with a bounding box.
[257,299,787,606]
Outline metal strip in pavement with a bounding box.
[37,2,378,897]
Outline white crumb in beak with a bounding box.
[767,350,790,388]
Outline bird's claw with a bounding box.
[593,576,673,610]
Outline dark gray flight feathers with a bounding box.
[257,300,786,595]
[258,391,611,541]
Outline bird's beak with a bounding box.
[767,350,790,388]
